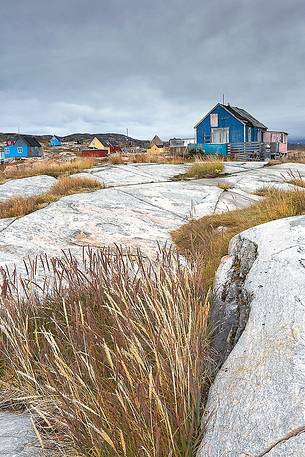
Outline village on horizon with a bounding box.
[0,102,289,162]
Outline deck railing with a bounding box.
[227,142,271,161]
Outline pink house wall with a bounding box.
[263,131,288,154]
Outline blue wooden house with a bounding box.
[49,135,62,147]
[3,135,43,159]
[194,103,268,157]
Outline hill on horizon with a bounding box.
[0,132,149,148]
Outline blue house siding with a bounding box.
[4,135,43,159]
[189,143,227,156]
[195,104,267,147]
[4,145,28,158]
[50,136,62,147]
[196,105,245,144]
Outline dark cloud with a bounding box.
[0,0,304,138]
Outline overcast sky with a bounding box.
[0,0,304,139]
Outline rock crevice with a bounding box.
[209,235,258,368]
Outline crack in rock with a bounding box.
[245,425,305,457]
[209,235,258,368]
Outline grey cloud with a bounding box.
[0,0,304,138]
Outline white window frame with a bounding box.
[211,128,229,144]
[17,147,23,154]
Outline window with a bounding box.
[4,147,9,155]
[211,128,229,144]
[17,147,23,154]
[210,114,219,127]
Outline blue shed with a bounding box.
[195,103,268,147]
[49,135,62,147]
[4,135,43,159]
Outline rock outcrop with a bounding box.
[0,175,56,201]
[198,215,305,457]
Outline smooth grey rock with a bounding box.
[0,176,56,202]
[0,412,43,456]
[198,215,305,457]
[0,164,267,277]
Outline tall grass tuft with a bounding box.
[0,247,211,457]
[49,175,104,196]
[174,160,224,180]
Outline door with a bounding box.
[211,128,229,144]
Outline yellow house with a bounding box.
[89,136,110,153]
[147,143,165,154]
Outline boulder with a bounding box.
[198,215,305,457]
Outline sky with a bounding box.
[0,0,304,140]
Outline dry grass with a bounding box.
[126,154,192,165]
[50,175,104,196]
[174,160,224,180]
[0,176,104,219]
[0,196,37,219]
[0,247,211,457]
[288,178,305,188]
[109,154,125,165]
[266,157,305,166]
[172,188,305,286]
[217,182,233,190]
[1,158,96,180]
[284,170,305,189]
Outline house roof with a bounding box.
[194,103,268,129]
[150,135,162,146]
[222,105,268,129]
[17,135,41,147]
[52,135,61,141]
[94,135,119,147]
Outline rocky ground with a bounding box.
[0,160,305,455]
[1,161,304,277]
[198,215,305,457]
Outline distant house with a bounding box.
[4,135,43,159]
[194,103,288,158]
[169,137,195,156]
[49,135,62,147]
[147,143,166,155]
[89,136,122,154]
[89,136,107,151]
[150,135,163,147]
